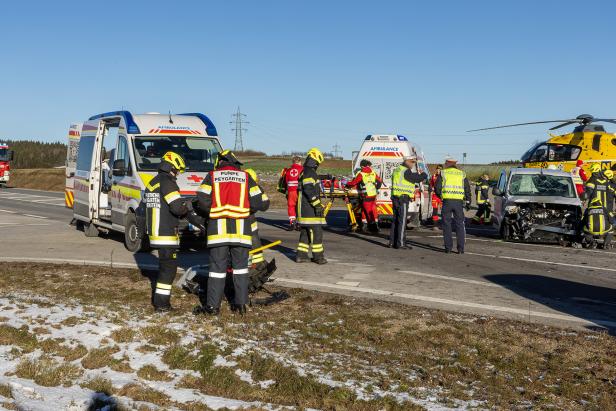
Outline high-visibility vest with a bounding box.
[571,167,583,185]
[391,165,415,197]
[360,171,378,197]
[441,168,466,200]
[210,170,250,219]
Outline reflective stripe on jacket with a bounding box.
[359,171,378,197]
[145,173,181,247]
[391,165,415,197]
[209,170,250,219]
[441,168,466,200]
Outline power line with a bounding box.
[230,106,248,151]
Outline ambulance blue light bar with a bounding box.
[397,135,408,141]
[179,113,218,136]
[89,111,141,134]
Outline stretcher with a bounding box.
[321,177,360,231]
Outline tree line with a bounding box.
[2,140,67,169]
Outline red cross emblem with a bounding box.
[187,174,202,183]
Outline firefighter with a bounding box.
[429,165,442,224]
[144,151,205,312]
[472,174,491,225]
[244,168,270,269]
[585,164,613,214]
[388,155,428,249]
[345,159,383,233]
[296,148,328,264]
[435,156,471,254]
[582,197,613,248]
[195,150,266,315]
[283,156,303,230]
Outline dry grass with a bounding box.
[14,356,81,387]
[0,383,11,398]
[0,263,614,409]
[39,338,87,361]
[136,365,173,382]
[9,168,65,191]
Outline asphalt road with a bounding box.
[1,187,615,333]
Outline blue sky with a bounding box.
[1,0,615,163]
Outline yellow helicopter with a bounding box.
[468,114,616,173]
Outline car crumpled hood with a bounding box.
[506,195,582,207]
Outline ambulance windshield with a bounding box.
[133,136,221,172]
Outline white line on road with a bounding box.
[0,223,50,227]
[465,251,616,273]
[22,214,48,219]
[0,257,158,271]
[399,270,500,287]
[0,209,17,213]
[274,277,616,329]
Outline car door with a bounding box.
[492,170,507,226]
[73,120,104,222]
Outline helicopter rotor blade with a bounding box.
[466,119,578,132]
[549,121,579,130]
[593,119,616,125]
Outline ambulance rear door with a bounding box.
[73,120,105,222]
[65,123,82,208]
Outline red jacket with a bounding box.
[346,166,382,198]
[285,163,303,192]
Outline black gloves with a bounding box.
[187,210,206,232]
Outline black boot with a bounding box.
[231,304,247,315]
[296,251,310,263]
[193,305,220,316]
[312,255,328,265]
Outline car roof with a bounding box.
[509,167,572,178]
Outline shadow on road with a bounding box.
[484,274,616,335]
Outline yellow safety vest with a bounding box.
[391,165,415,197]
[442,168,465,200]
[360,171,378,197]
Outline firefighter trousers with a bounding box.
[442,200,465,252]
[153,248,178,309]
[297,226,324,259]
[389,195,409,248]
[207,246,250,307]
[474,202,491,222]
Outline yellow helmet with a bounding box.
[215,149,242,169]
[604,169,614,179]
[307,147,324,164]
[245,168,258,183]
[590,163,601,173]
[162,151,186,173]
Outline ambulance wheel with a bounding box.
[84,223,100,238]
[125,212,150,253]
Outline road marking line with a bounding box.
[399,270,500,287]
[22,214,48,219]
[0,223,50,227]
[0,197,64,207]
[335,281,360,287]
[0,209,17,214]
[466,251,616,273]
[274,278,616,328]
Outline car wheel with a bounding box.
[125,212,150,253]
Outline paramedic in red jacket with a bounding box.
[285,156,303,229]
[346,159,383,233]
[429,165,442,223]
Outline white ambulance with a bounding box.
[351,134,431,226]
[66,111,223,251]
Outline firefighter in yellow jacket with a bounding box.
[296,148,328,264]
[144,152,204,312]
[195,150,266,315]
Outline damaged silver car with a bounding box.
[492,168,582,244]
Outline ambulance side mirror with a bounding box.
[112,159,126,176]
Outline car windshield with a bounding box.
[133,136,221,172]
[508,174,576,198]
[0,149,9,161]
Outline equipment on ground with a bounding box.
[0,143,14,188]
[65,111,222,252]
[468,114,616,175]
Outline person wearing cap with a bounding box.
[345,159,383,233]
[389,155,428,249]
[144,151,205,312]
[435,156,471,254]
[195,150,267,316]
[571,160,587,196]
